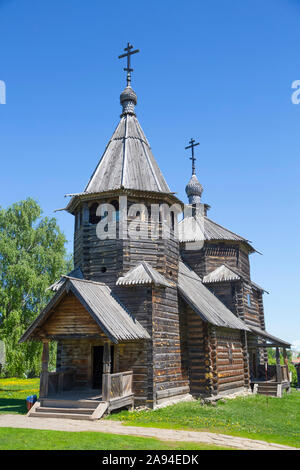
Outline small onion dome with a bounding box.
[185,174,203,199]
[120,86,137,115]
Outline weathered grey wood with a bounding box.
[39,340,49,398]
[276,347,282,383]
[91,401,109,420]
[103,341,111,374]
[156,385,189,400]
[102,373,111,402]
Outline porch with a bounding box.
[28,341,134,420]
[250,345,291,397]
[19,276,151,419]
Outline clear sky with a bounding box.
[0,0,299,348]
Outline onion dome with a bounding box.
[185,173,203,204]
[120,86,137,115]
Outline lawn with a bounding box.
[0,427,233,450]
[0,378,39,414]
[109,391,300,448]
[0,378,299,448]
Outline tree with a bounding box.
[0,198,72,377]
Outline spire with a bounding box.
[118,42,139,116]
[83,44,171,195]
[185,138,203,204]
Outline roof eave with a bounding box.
[63,189,183,215]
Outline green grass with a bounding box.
[1,378,299,448]
[0,378,39,414]
[0,427,234,450]
[109,391,300,448]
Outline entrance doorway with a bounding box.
[92,345,114,389]
[249,351,257,380]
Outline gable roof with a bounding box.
[202,265,241,284]
[178,261,250,331]
[116,262,172,287]
[20,277,150,344]
[202,264,269,294]
[178,216,255,252]
[84,114,171,194]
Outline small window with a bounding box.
[247,293,252,307]
[89,202,101,225]
[110,199,120,222]
[227,342,233,364]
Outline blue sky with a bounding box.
[0,0,299,347]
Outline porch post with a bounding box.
[40,340,49,398]
[282,348,289,382]
[102,341,111,401]
[275,347,282,383]
[296,364,300,390]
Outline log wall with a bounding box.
[152,286,189,399]
[215,328,246,394]
[178,298,210,397]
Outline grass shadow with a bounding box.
[0,398,27,414]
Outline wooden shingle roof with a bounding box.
[20,277,150,344]
[178,261,250,331]
[116,262,172,287]
[178,216,255,252]
[84,114,171,194]
[202,265,241,284]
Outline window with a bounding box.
[110,200,119,222]
[247,293,252,307]
[227,343,233,364]
[89,202,101,225]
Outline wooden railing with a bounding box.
[40,368,75,397]
[256,364,290,383]
[102,371,133,402]
[280,365,289,382]
[257,364,276,381]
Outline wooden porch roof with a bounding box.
[19,277,150,344]
[249,326,291,348]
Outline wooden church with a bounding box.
[20,45,291,420]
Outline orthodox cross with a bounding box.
[118,42,140,87]
[185,138,199,175]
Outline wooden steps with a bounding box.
[28,399,108,420]
[253,381,290,398]
[257,384,278,396]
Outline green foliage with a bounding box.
[0,199,72,377]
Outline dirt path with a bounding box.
[0,414,296,450]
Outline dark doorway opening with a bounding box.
[92,345,114,389]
